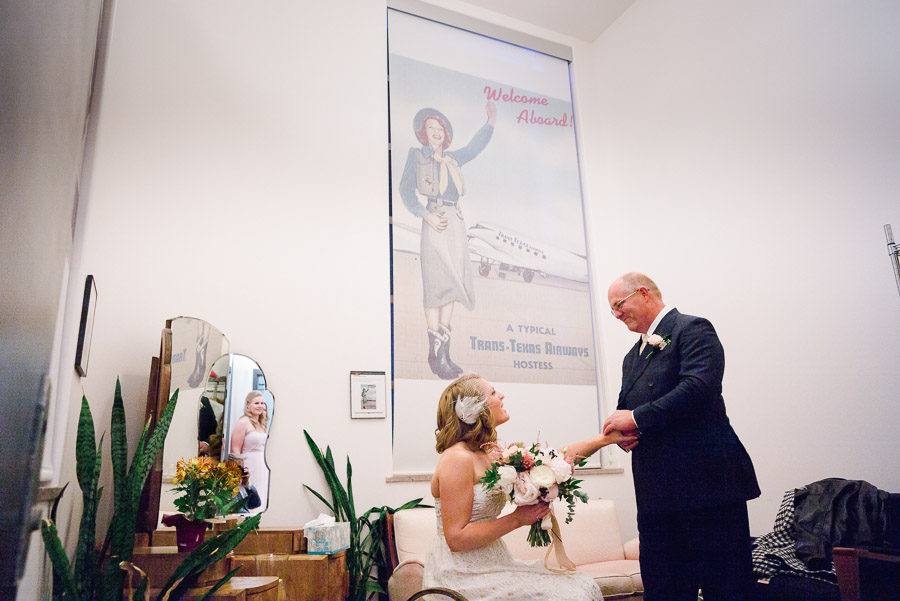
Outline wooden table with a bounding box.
[152,526,306,554]
[130,545,229,587]
[138,526,341,600]
[229,551,346,601]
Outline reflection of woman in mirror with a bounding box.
[230,391,269,511]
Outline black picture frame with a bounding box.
[74,274,98,377]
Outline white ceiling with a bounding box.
[461,0,636,42]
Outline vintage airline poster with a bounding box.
[388,10,602,473]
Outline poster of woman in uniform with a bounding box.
[389,14,595,388]
[398,102,496,380]
[388,10,604,474]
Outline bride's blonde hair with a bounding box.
[435,374,496,453]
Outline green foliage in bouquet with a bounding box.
[303,430,426,601]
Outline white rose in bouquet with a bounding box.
[530,464,557,488]
[547,455,573,484]
[497,465,517,494]
[513,471,541,505]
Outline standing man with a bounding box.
[604,272,760,601]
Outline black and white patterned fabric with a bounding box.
[751,490,837,585]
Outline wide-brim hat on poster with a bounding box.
[413,108,453,145]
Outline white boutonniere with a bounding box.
[645,334,671,359]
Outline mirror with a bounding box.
[212,353,273,514]
[140,318,274,529]
[197,353,229,460]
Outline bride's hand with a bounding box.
[512,501,550,527]
[606,428,640,450]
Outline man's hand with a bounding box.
[603,410,640,452]
[603,410,638,434]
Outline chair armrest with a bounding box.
[624,536,640,560]
[405,588,469,601]
[833,546,900,601]
[388,559,425,601]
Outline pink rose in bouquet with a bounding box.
[513,471,542,505]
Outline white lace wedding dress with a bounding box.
[422,485,602,601]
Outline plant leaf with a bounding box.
[74,396,96,492]
[40,519,79,600]
[111,377,129,515]
[303,484,336,515]
[74,398,101,599]
[219,493,247,515]
[135,389,179,500]
[158,514,260,600]
[127,415,151,501]
[346,457,357,525]
[194,566,242,601]
[48,482,68,526]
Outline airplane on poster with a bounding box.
[466,222,588,284]
[391,220,589,284]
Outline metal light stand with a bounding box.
[885,224,900,298]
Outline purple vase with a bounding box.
[163,514,208,552]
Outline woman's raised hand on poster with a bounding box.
[486,101,496,126]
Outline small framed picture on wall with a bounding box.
[350,371,386,419]
[75,274,98,377]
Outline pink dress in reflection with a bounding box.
[241,430,269,513]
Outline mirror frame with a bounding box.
[137,323,173,533]
[137,317,230,532]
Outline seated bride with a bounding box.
[423,373,636,601]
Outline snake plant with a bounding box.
[303,429,425,601]
[40,379,259,600]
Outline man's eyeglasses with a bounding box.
[610,290,638,315]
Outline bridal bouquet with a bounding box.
[480,440,589,546]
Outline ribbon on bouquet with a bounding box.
[540,507,577,573]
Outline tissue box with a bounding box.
[305,522,351,555]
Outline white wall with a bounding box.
[41,2,900,591]
[578,0,900,536]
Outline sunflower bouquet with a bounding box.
[170,456,244,521]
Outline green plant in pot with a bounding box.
[304,430,426,601]
[163,455,246,552]
[40,379,260,600]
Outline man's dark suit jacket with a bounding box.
[618,308,760,515]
